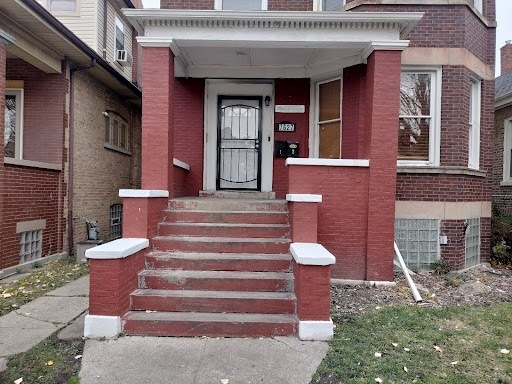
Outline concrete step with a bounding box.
[130,289,296,314]
[158,222,290,238]
[122,311,297,337]
[198,191,276,200]
[163,210,288,225]
[146,252,292,272]
[169,198,287,212]
[139,270,293,292]
[153,236,291,254]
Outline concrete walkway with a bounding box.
[80,336,328,384]
[0,275,89,357]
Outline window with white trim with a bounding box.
[4,89,23,160]
[110,204,123,240]
[20,230,42,264]
[468,78,481,170]
[503,118,512,183]
[313,0,346,11]
[48,0,78,12]
[105,112,130,152]
[115,16,125,54]
[216,0,268,10]
[314,77,342,159]
[399,68,441,166]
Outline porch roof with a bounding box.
[124,9,423,78]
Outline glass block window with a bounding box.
[465,218,480,268]
[20,230,42,264]
[395,219,440,270]
[110,204,123,240]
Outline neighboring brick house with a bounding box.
[0,0,142,274]
[493,41,512,213]
[84,0,495,340]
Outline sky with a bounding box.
[141,0,512,77]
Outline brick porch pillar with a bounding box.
[141,46,175,194]
[364,48,403,281]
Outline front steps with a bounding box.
[122,196,297,337]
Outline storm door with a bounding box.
[217,97,262,190]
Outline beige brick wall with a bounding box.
[72,71,141,247]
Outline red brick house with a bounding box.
[0,0,142,276]
[85,0,495,340]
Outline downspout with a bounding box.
[394,242,423,303]
[68,59,96,256]
[102,0,108,60]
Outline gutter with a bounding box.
[21,0,141,99]
[68,59,97,256]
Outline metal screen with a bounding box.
[395,219,440,270]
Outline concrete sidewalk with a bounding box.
[80,336,328,384]
[0,275,89,358]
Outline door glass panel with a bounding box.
[319,80,340,122]
[319,121,341,159]
[218,99,261,190]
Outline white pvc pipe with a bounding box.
[394,242,423,303]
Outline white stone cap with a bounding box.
[286,194,322,203]
[290,243,336,266]
[173,158,191,171]
[285,158,369,167]
[298,319,334,341]
[85,238,149,260]
[119,189,169,198]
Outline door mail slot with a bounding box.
[287,142,299,157]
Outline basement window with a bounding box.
[20,230,42,264]
[216,0,268,10]
[395,219,440,270]
[465,218,480,268]
[110,204,123,240]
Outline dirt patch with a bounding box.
[331,264,512,323]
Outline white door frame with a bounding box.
[204,80,275,192]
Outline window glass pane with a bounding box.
[398,117,430,161]
[319,80,340,122]
[116,17,125,51]
[323,0,344,10]
[319,121,341,159]
[112,119,119,146]
[510,149,512,178]
[400,73,431,116]
[222,0,262,10]
[49,0,76,12]
[120,123,127,149]
[4,95,16,158]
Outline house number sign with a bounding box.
[276,121,296,132]
[275,105,305,113]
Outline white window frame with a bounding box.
[503,118,512,184]
[214,0,268,10]
[47,0,80,15]
[4,88,24,160]
[309,74,343,159]
[398,66,442,167]
[313,0,346,11]
[468,78,481,170]
[473,0,482,13]
[104,112,131,155]
[115,15,125,56]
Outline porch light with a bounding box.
[264,95,271,107]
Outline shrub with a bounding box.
[491,205,512,266]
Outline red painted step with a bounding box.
[145,252,292,272]
[163,210,288,225]
[130,289,296,314]
[152,236,291,254]
[158,222,289,238]
[122,311,297,337]
[169,198,288,212]
[139,270,293,292]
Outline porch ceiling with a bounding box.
[124,9,423,78]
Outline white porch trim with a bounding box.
[298,319,334,341]
[286,194,322,203]
[286,158,370,167]
[290,243,336,266]
[84,315,122,338]
[85,238,149,260]
[119,189,169,198]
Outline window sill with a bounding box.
[500,180,512,187]
[4,157,62,171]
[397,166,486,177]
[104,143,132,156]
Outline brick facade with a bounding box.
[501,42,512,75]
[0,42,7,268]
[492,104,512,213]
[160,0,311,10]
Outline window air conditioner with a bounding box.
[116,50,133,67]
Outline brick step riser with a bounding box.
[164,211,288,225]
[130,296,296,314]
[139,275,293,292]
[146,257,291,272]
[123,319,296,337]
[158,224,289,239]
[153,239,290,254]
[169,200,287,212]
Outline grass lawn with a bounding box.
[313,303,512,384]
[0,333,85,384]
[0,260,89,316]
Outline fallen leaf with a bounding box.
[374,352,382,357]
[403,366,408,372]
[450,361,459,365]
[392,343,398,347]
[404,348,410,352]
[220,380,229,384]
[500,349,510,354]
[375,378,383,383]
[434,346,443,353]
[46,360,54,366]
[14,378,23,384]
